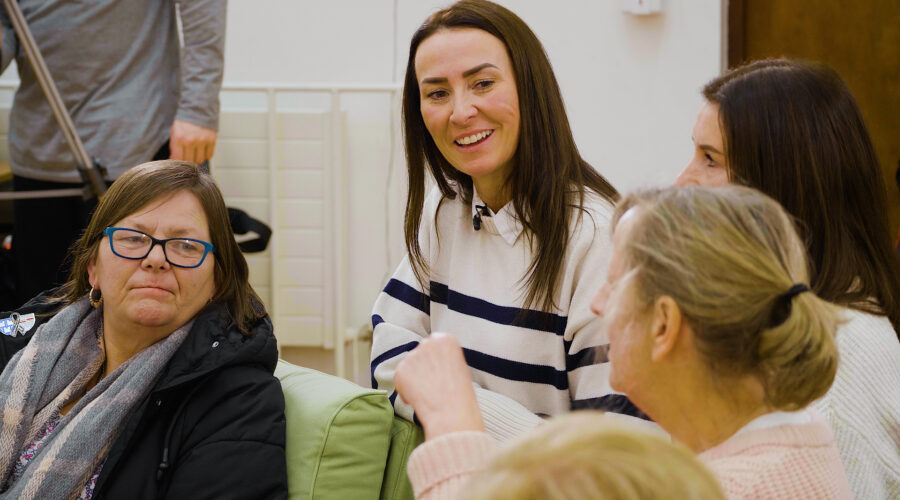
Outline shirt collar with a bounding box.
[471,189,522,246]
[736,410,813,436]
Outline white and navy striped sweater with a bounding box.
[370,186,644,441]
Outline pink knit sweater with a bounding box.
[699,411,852,499]
[406,431,497,500]
[408,412,851,500]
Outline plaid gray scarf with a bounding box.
[0,297,192,499]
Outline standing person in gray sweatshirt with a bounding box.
[0,0,226,306]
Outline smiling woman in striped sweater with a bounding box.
[369,0,627,441]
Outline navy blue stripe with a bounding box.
[371,314,385,330]
[463,348,569,390]
[571,394,651,421]
[383,279,430,314]
[370,341,419,389]
[430,281,567,335]
[566,345,610,371]
[388,392,422,426]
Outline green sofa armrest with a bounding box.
[380,417,425,500]
[275,360,395,500]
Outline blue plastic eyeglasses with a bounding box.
[103,227,215,269]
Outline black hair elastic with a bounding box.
[769,283,810,327]
[781,283,810,300]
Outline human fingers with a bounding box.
[395,335,483,438]
[170,120,217,164]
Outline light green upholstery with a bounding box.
[276,360,395,499]
[274,360,424,500]
[380,417,425,500]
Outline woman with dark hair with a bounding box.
[677,58,900,498]
[0,161,286,498]
[370,0,628,441]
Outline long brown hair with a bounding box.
[54,160,266,334]
[704,58,900,335]
[402,0,617,312]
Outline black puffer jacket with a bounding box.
[0,295,288,499]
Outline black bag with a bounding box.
[229,208,272,253]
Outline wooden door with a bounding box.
[729,0,900,237]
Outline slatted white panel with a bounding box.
[214,107,332,347]
[214,109,270,316]
[275,110,331,347]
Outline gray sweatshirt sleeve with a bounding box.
[174,0,226,131]
[0,7,18,74]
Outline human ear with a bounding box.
[87,257,98,289]
[649,296,682,362]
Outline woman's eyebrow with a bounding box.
[462,62,498,77]
[691,136,723,155]
[421,62,499,84]
[121,224,197,238]
[699,144,723,155]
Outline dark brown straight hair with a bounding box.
[402,0,618,312]
[704,58,900,335]
[53,160,266,334]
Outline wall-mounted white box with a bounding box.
[623,0,662,15]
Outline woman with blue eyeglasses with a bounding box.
[0,160,287,499]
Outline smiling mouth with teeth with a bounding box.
[455,130,493,146]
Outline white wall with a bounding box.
[221,0,723,337]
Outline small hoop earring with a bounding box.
[89,287,103,309]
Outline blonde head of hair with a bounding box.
[613,185,841,410]
[468,412,725,500]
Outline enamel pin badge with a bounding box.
[0,312,35,337]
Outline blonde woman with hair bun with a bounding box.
[592,185,850,499]
[396,185,850,500]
